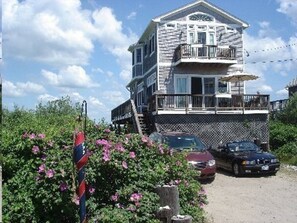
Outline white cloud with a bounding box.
[277,0,297,26]
[3,0,137,81]
[276,88,288,98]
[3,80,46,97]
[2,0,96,66]
[42,65,100,88]
[38,93,59,102]
[127,11,137,20]
[102,90,126,105]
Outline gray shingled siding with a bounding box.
[153,114,269,148]
[158,5,244,63]
[143,26,158,74]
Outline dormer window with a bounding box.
[189,13,214,22]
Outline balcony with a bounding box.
[111,94,270,123]
[174,44,237,65]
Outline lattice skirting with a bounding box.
[153,114,269,148]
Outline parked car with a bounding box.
[149,131,216,180]
[209,140,280,176]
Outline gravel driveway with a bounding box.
[203,165,297,223]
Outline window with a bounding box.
[132,51,135,65]
[137,82,144,108]
[189,13,214,22]
[136,48,142,63]
[144,44,147,57]
[147,73,156,98]
[166,23,176,29]
[187,25,216,45]
[149,34,155,55]
[218,81,228,93]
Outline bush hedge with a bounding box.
[1,98,207,223]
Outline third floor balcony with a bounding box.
[174,44,237,65]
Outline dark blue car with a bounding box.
[209,140,280,176]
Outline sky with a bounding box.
[1,0,297,122]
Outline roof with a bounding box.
[129,0,249,51]
[153,0,249,28]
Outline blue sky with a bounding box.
[2,0,297,122]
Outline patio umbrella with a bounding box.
[219,71,259,94]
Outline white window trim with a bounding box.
[187,25,217,45]
[149,34,155,56]
[135,47,143,65]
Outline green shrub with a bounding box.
[275,142,297,166]
[2,98,207,222]
[269,121,297,151]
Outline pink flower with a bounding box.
[89,186,95,195]
[174,179,181,185]
[72,194,79,205]
[129,151,136,159]
[46,169,55,178]
[111,192,119,201]
[38,133,45,139]
[59,182,68,192]
[130,193,143,202]
[22,132,28,138]
[158,145,164,154]
[32,145,40,154]
[38,164,46,173]
[102,149,111,162]
[96,139,112,149]
[115,143,125,152]
[141,136,148,143]
[29,133,36,139]
[104,129,111,133]
[122,161,128,169]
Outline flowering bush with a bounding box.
[2,99,207,222]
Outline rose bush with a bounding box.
[2,98,207,222]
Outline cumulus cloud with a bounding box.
[3,80,46,97]
[277,0,297,27]
[3,0,137,81]
[38,93,59,102]
[42,65,100,88]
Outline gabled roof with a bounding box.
[153,0,249,28]
[129,0,249,51]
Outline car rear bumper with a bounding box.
[241,163,280,174]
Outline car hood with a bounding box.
[234,150,276,160]
[186,150,214,162]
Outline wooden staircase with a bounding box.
[130,100,154,136]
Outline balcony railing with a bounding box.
[174,44,236,63]
[148,94,269,113]
[111,94,270,122]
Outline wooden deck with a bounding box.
[111,94,270,123]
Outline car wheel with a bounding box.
[233,163,241,177]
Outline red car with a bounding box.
[149,131,216,181]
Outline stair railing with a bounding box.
[130,99,143,136]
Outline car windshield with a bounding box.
[163,135,206,152]
[228,141,259,152]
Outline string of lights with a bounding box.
[244,42,297,57]
[245,58,297,64]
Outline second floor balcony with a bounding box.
[174,44,237,65]
[111,93,270,123]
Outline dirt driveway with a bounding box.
[203,165,297,223]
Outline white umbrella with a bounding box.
[220,71,259,94]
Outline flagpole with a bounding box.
[73,101,88,223]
